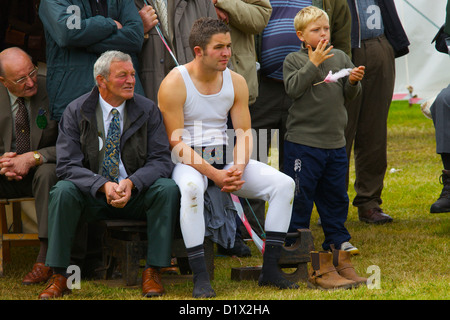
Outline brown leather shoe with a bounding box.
[22,262,53,285]
[161,266,178,275]
[161,258,178,275]
[142,267,165,297]
[38,274,71,300]
[358,207,393,224]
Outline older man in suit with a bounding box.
[0,47,58,285]
[38,50,179,299]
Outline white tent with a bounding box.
[394,0,450,100]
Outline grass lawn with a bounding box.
[0,101,448,304]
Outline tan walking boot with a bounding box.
[307,251,356,290]
[331,245,367,287]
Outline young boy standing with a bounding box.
[283,7,365,254]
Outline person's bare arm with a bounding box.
[158,68,244,192]
[223,71,252,192]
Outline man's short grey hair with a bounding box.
[93,50,132,85]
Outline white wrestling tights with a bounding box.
[171,160,295,249]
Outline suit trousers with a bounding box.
[0,163,57,238]
[45,178,180,269]
[344,35,395,212]
[430,84,450,153]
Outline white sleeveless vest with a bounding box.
[176,65,234,147]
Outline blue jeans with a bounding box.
[284,141,351,250]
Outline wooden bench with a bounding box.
[95,219,214,286]
[97,221,315,286]
[0,197,39,277]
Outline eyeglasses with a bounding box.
[8,66,38,85]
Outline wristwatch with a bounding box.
[33,151,41,166]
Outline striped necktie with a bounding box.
[101,108,121,183]
[15,97,31,154]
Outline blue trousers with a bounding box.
[284,141,351,250]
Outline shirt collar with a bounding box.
[7,90,31,112]
[7,90,30,106]
[99,93,125,122]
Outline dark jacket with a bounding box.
[39,0,145,121]
[347,0,410,58]
[135,0,217,104]
[56,86,174,198]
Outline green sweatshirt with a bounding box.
[283,47,361,149]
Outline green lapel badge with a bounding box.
[36,108,48,129]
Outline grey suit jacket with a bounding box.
[0,75,58,162]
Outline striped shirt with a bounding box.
[260,0,312,80]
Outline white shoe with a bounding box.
[340,242,360,255]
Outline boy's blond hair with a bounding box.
[294,6,329,32]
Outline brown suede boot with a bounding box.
[331,245,367,287]
[307,251,356,290]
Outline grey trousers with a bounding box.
[345,35,396,212]
[0,163,57,238]
[431,84,450,154]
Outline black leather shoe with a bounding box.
[430,196,450,213]
[430,170,450,213]
[218,237,251,257]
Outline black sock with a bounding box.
[187,245,216,298]
[144,264,160,271]
[265,231,286,247]
[52,267,68,278]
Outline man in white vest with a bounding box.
[158,17,299,298]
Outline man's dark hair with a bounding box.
[189,17,230,56]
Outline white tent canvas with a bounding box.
[393,0,450,99]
